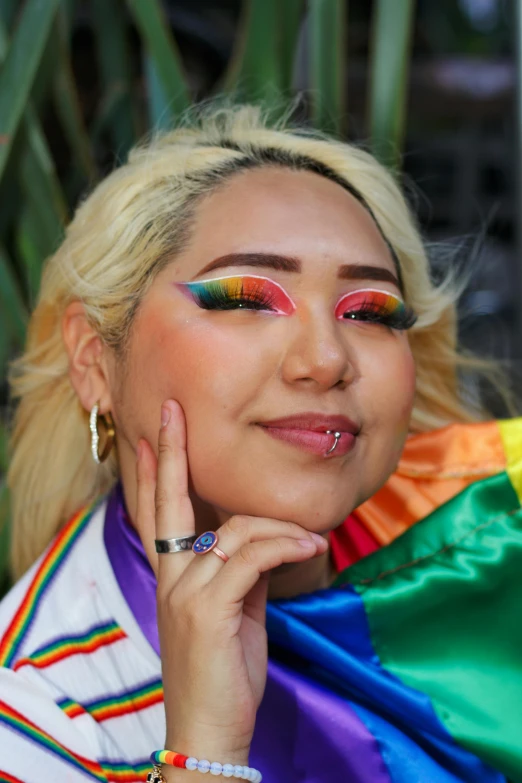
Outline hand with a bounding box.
[136,398,328,769]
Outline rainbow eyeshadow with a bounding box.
[334,288,417,330]
[175,275,296,315]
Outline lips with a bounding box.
[256,413,360,457]
[257,413,360,434]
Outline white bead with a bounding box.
[249,770,258,781]
[186,758,198,771]
[210,762,223,776]
[222,765,234,778]
[197,759,211,773]
[233,766,244,778]
[253,772,262,783]
[241,768,250,780]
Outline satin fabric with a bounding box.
[103,486,392,781]
[103,478,509,782]
[342,471,522,782]
[352,419,508,545]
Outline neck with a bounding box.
[267,547,336,600]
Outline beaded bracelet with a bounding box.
[148,750,262,782]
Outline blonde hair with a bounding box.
[6,103,512,579]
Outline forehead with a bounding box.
[170,166,396,280]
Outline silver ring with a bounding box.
[155,534,197,553]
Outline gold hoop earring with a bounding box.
[89,403,115,464]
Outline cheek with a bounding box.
[359,334,416,432]
[133,309,274,423]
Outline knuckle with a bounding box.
[157,440,172,457]
[158,586,190,620]
[156,583,175,608]
[137,471,153,488]
[154,487,169,512]
[237,543,257,568]
[226,515,251,538]
[286,521,309,538]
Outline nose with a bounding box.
[280,304,357,390]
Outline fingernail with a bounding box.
[297,539,315,549]
[161,404,171,428]
[310,533,326,546]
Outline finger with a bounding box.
[155,399,196,582]
[209,537,322,605]
[243,574,270,627]
[136,437,158,553]
[187,515,327,585]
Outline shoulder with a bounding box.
[0,499,165,779]
[0,501,116,778]
[0,499,117,672]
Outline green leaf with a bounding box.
[52,4,97,182]
[19,117,66,252]
[15,202,47,305]
[0,0,61,184]
[0,243,27,348]
[224,0,283,102]
[368,0,415,169]
[144,53,173,131]
[309,0,347,136]
[92,0,138,159]
[127,0,190,118]
[0,14,65,289]
[279,0,304,91]
[0,0,19,31]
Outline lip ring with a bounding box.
[257,422,358,458]
[324,430,342,455]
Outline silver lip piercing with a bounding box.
[324,430,341,456]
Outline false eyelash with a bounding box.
[342,302,418,330]
[190,280,278,311]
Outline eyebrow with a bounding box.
[193,252,401,289]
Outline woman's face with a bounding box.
[110,167,416,534]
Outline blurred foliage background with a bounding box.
[0,0,517,592]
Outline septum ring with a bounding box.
[325,430,341,456]
[192,531,229,563]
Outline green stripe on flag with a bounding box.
[337,471,522,781]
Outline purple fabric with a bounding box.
[253,661,392,782]
[103,482,160,655]
[103,483,391,783]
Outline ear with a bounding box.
[62,301,114,415]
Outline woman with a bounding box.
[0,104,520,783]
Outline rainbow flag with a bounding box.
[254,419,522,782]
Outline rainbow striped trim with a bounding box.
[57,678,164,723]
[56,697,87,719]
[0,699,152,781]
[0,771,25,783]
[14,620,126,672]
[0,501,99,669]
[0,698,106,781]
